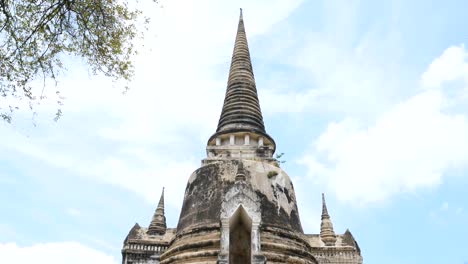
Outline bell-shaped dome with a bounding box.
[175,159,304,234]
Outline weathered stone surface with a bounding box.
[121,9,363,264]
[208,9,275,152]
[121,227,175,264]
[320,194,337,246]
[176,160,303,234]
[148,189,167,236]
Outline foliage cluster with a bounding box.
[0,0,153,122]
[267,170,278,178]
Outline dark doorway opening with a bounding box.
[229,206,252,264]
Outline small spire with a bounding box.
[322,193,329,217]
[124,223,141,243]
[343,229,361,253]
[320,193,337,246]
[159,187,165,209]
[147,188,167,235]
[239,8,243,20]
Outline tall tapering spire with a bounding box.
[147,188,167,235]
[215,9,266,134]
[207,9,276,156]
[320,193,337,246]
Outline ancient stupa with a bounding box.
[121,10,363,264]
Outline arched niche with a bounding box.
[218,182,265,264]
[229,206,252,264]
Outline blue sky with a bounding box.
[1,0,468,263]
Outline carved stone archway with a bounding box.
[218,182,265,264]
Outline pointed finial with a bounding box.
[322,193,329,217]
[147,188,167,235]
[158,187,165,209]
[235,160,246,181]
[240,8,243,20]
[320,193,337,246]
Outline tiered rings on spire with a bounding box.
[216,8,265,133]
[320,193,337,246]
[208,9,275,153]
[147,188,167,235]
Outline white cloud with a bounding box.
[0,123,198,207]
[260,24,404,118]
[0,242,117,264]
[91,156,198,207]
[0,1,304,210]
[421,45,468,88]
[300,44,468,206]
